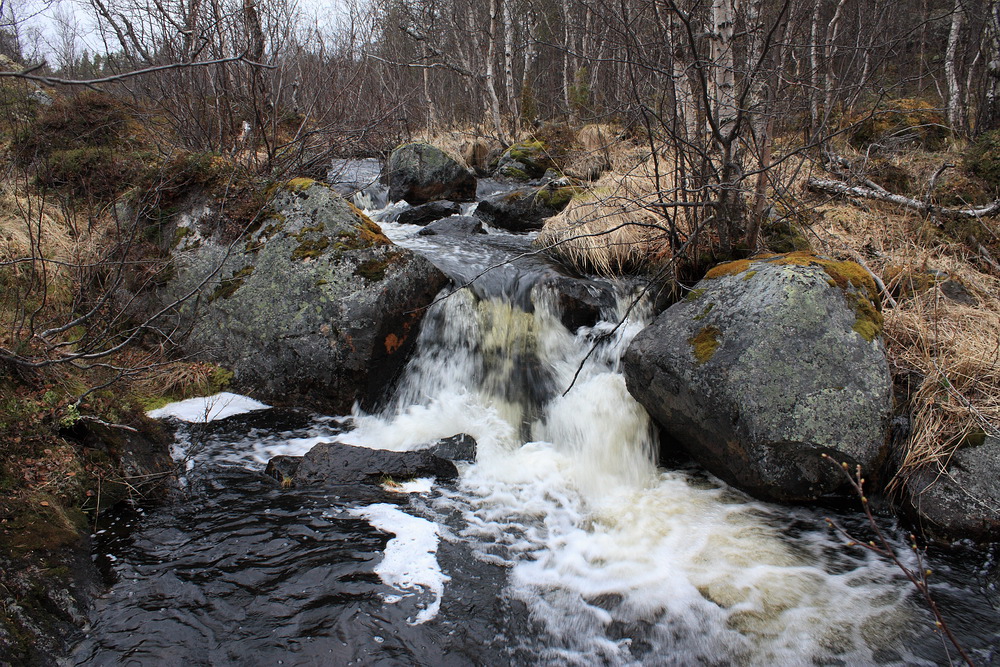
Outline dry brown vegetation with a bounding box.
[804,161,1000,492]
[535,135,1000,499]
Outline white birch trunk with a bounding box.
[946,0,966,133]
[710,0,738,139]
[809,1,822,136]
[486,0,505,140]
[502,0,518,131]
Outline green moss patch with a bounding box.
[688,326,722,365]
[211,265,254,300]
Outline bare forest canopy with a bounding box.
[2,0,998,145]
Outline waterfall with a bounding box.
[340,234,926,664]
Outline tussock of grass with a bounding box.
[536,156,677,275]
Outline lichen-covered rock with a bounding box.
[623,252,892,502]
[474,184,577,233]
[904,434,1000,543]
[385,142,476,204]
[164,180,448,414]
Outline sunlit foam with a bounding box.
[349,503,449,625]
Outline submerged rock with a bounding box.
[395,200,461,226]
[417,215,485,237]
[474,184,577,233]
[904,434,1000,543]
[290,441,458,486]
[623,252,892,503]
[385,142,476,204]
[533,274,616,332]
[163,179,448,414]
[425,433,477,462]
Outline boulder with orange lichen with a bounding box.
[623,252,892,503]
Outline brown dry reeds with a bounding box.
[883,260,1000,489]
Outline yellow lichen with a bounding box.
[705,252,884,343]
[285,177,319,192]
[688,326,722,364]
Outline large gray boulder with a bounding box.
[904,433,1000,543]
[623,253,892,502]
[385,142,476,204]
[165,179,448,414]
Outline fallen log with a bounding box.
[807,177,1000,220]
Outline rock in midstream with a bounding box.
[624,253,892,503]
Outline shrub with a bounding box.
[962,129,1000,193]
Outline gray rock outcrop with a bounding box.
[904,433,1000,543]
[385,142,476,204]
[290,441,458,486]
[623,253,892,502]
[164,179,448,414]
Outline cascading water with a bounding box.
[72,168,1000,666]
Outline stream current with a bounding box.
[72,164,1000,665]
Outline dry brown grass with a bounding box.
[802,160,1000,490]
[537,154,683,275]
[0,183,105,319]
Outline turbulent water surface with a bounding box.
[73,165,1000,666]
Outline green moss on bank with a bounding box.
[689,325,722,364]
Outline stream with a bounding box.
[72,162,1000,666]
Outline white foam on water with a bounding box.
[383,477,435,494]
[341,283,928,663]
[349,503,450,625]
[147,392,269,422]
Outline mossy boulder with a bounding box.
[163,180,448,414]
[474,183,578,233]
[848,98,948,151]
[494,140,556,180]
[385,142,476,205]
[903,434,1000,543]
[623,252,892,503]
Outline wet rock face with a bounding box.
[289,441,458,486]
[417,215,485,237]
[473,184,575,233]
[395,200,461,226]
[164,180,449,414]
[385,143,477,205]
[623,253,892,503]
[904,435,1000,543]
